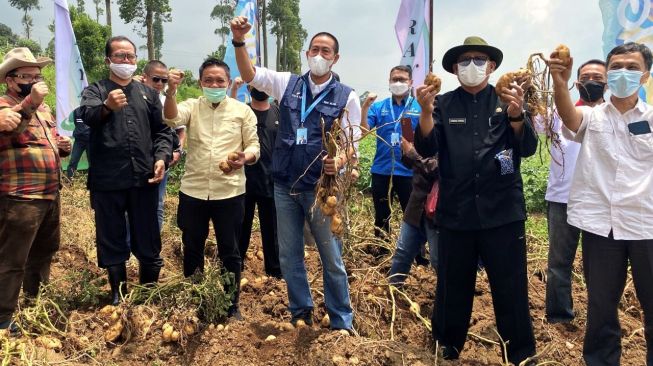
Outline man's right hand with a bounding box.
[105,89,128,111]
[0,107,22,132]
[167,69,184,95]
[416,84,438,115]
[30,81,49,106]
[362,93,377,110]
[230,16,251,41]
[549,51,573,88]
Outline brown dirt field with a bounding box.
[0,183,648,366]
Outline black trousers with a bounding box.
[177,192,244,305]
[91,186,162,269]
[371,173,412,237]
[239,192,281,277]
[582,231,653,366]
[433,220,536,365]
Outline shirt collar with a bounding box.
[307,73,333,96]
[605,96,647,114]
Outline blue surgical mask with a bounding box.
[607,69,643,98]
[203,87,227,103]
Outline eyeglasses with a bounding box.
[110,53,137,61]
[8,73,44,82]
[152,77,168,84]
[457,56,489,67]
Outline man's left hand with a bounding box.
[323,156,341,176]
[226,151,247,170]
[148,160,166,183]
[503,81,526,119]
[171,151,181,167]
[57,135,72,153]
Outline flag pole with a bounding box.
[429,0,433,71]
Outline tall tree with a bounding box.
[92,0,104,23]
[210,0,236,48]
[77,0,86,13]
[117,0,171,60]
[267,0,306,73]
[105,0,112,31]
[8,0,40,40]
[153,12,163,59]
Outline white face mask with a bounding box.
[389,82,410,96]
[457,62,488,87]
[109,62,137,80]
[308,54,333,77]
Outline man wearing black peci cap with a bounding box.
[414,36,538,364]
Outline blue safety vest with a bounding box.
[273,73,352,191]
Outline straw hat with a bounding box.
[0,47,52,81]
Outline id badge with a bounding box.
[391,132,400,146]
[296,128,308,145]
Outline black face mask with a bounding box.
[578,80,606,103]
[250,88,269,102]
[16,82,36,98]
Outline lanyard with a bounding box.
[301,83,333,126]
[391,96,413,132]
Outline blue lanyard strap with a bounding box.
[391,96,413,133]
[301,82,333,125]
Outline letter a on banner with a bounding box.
[395,0,431,87]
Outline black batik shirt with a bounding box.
[245,103,280,197]
[415,85,538,231]
[79,79,173,191]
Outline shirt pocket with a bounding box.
[587,120,614,151]
[629,132,653,159]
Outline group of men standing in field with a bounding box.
[1,14,652,365]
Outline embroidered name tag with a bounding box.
[449,118,466,125]
[322,100,337,106]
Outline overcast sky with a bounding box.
[1,0,604,99]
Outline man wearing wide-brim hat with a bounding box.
[413,36,538,364]
[0,47,71,335]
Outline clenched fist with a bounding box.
[57,135,72,153]
[230,16,251,42]
[30,81,49,106]
[0,106,22,132]
[167,69,184,94]
[362,93,378,110]
[105,89,128,111]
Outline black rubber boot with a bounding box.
[107,263,127,305]
[138,264,161,285]
[227,269,243,321]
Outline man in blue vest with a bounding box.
[230,16,362,331]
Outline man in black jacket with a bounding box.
[79,36,172,304]
[415,36,538,364]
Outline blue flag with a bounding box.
[223,0,259,102]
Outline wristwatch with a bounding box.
[232,39,246,48]
[508,111,525,122]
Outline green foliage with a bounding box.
[211,1,236,45]
[268,0,307,73]
[69,7,111,83]
[8,0,40,39]
[355,135,375,192]
[42,64,56,113]
[521,145,550,214]
[41,269,105,312]
[15,37,42,55]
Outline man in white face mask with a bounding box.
[414,36,538,364]
[78,35,174,305]
[230,16,362,332]
[360,66,420,241]
[551,42,653,366]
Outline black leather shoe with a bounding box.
[107,263,127,305]
[227,306,243,321]
[290,308,314,326]
[440,344,460,360]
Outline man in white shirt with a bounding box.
[545,59,606,324]
[551,42,653,366]
[230,16,362,331]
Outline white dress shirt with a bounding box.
[564,98,653,240]
[250,66,362,150]
[543,114,582,204]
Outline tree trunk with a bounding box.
[105,0,112,33]
[23,11,30,39]
[261,0,268,68]
[275,31,280,70]
[146,8,154,60]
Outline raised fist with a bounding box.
[105,89,128,111]
[30,81,49,106]
[230,16,251,42]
